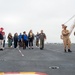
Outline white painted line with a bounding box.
[17,45,24,57]
[18,49,24,57]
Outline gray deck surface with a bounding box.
[0,43,75,75]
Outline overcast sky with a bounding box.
[0,0,75,43]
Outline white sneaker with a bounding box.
[10,46,12,48]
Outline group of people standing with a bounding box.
[0,23,75,52]
[7,30,46,50]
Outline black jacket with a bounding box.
[0,33,3,40]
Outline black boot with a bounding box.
[64,49,67,52]
[68,49,72,52]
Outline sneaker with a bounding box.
[10,46,12,48]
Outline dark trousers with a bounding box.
[19,40,23,47]
[26,40,28,47]
[8,39,12,47]
[40,39,44,49]
[14,40,18,48]
[3,40,5,47]
[29,38,33,46]
[23,40,28,49]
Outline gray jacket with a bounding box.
[39,33,46,40]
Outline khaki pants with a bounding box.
[0,40,3,49]
[63,38,71,49]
